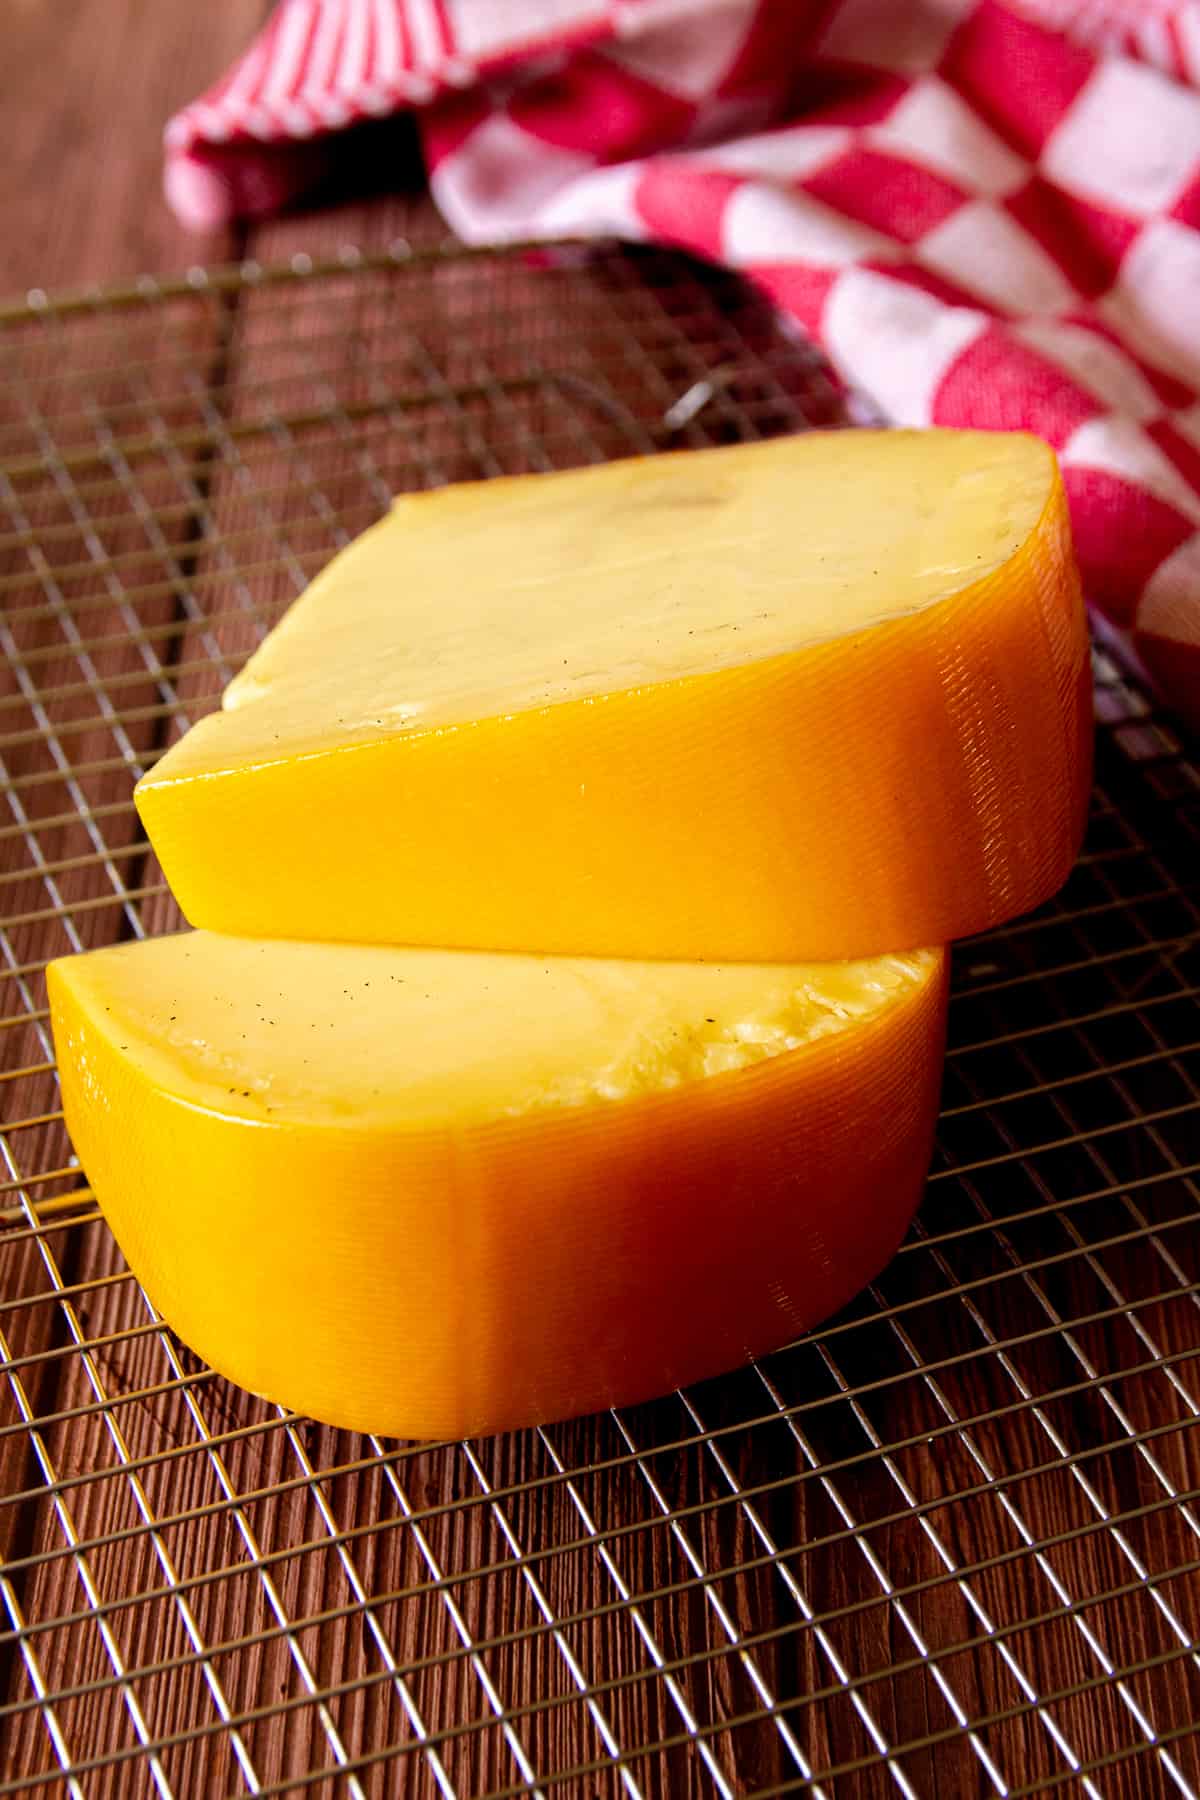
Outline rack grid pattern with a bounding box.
[1,240,1199,1798]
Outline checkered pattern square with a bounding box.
[1004,176,1139,298]
[865,76,1029,197]
[801,145,970,243]
[164,0,1200,727]
[1040,56,1200,211]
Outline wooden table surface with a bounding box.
[4,7,1200,1798]
[0,0,441,301]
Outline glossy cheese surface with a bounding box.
[49,933,947,1439]
[218,429,1053,745]
[136,431,1091,961]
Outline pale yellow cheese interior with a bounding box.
[61,933,937,1130]
[159,430,1053,776]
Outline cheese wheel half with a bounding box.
[49,933,947,1438]
[135,431,1091,962]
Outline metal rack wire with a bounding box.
[0,238,1198,1799]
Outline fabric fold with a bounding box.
[165,0,1200,727]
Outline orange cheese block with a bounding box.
[135,431,1091,963]
[49,933,947,1438]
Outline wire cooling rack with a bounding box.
[1,239,1199,1800]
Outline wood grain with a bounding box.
[0,0,271,300]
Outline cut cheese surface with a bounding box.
[49,933,947,1438]
[218,429,1052,748]
[137,430,1091,961]
[50,931,930,1127]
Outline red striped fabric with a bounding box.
[164,0,1200,728]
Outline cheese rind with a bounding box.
[48,933,947,1438]
[136,431,1091,960]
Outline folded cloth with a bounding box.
[166,0,1200,728]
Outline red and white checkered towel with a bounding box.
[166,0,1200,728]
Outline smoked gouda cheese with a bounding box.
[49,933,947,1438]
[135,431,1090,962]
